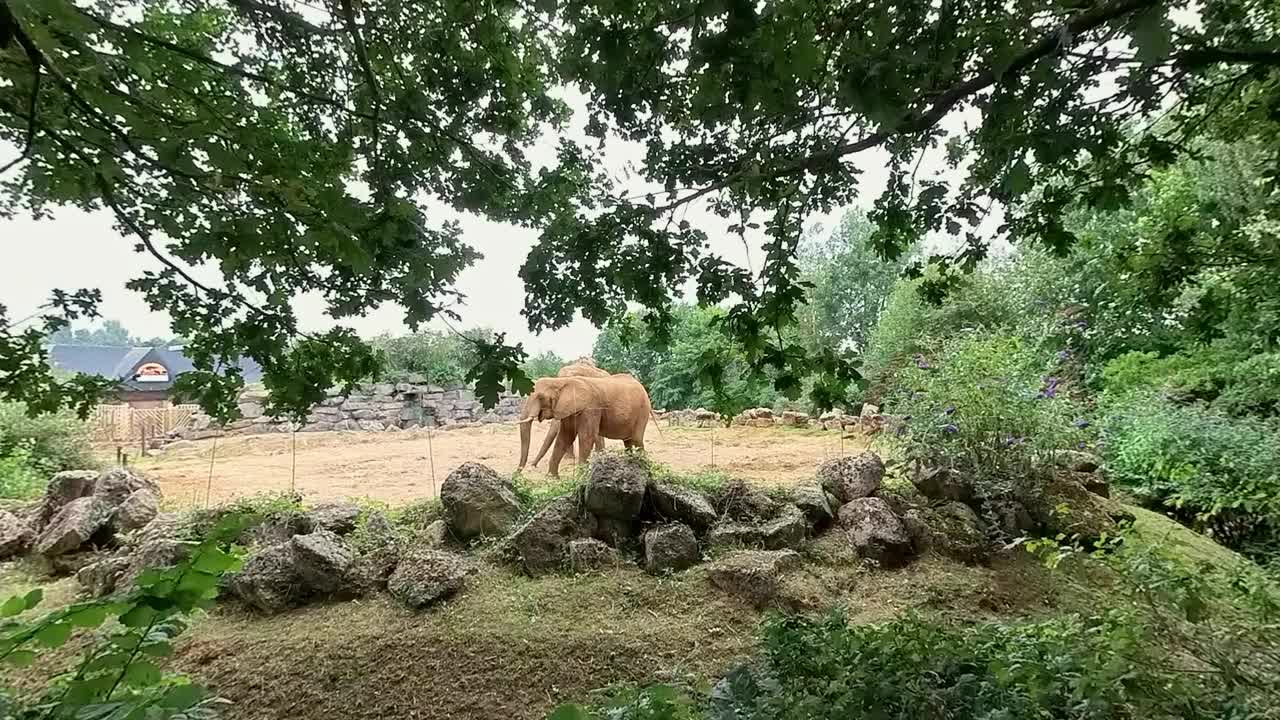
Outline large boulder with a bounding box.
[902,502,990,564]
[760,505,807,550]
[509,495,597,574]
[227,543,305,613]
[40,470,98,527]
[440,462,521,541]
[1055,450,1103,474]
[1026,476,1121,542]
[643,523,700,574]
[789,484,834,527]
[705,550,802,608]
[290,530,354,594]
[387,549,470,609]
[0,510,34,559]
[584,453,649,521]
[648,482,717,532]
[111,490,159,534]
[910,466,975,504]
[117,538,192,590]
[707,522,765,549]
[34,496,113,557]
[93,468,160,508]
[307,502,361,535]
[77,556,131,597]
[837,497,914,568]
[1058,469,1110,499]
[818,453,884,504]
[717,479,780,521]
[568,538,619,572]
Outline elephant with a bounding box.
[516,374,653,478]
[519,358,611,470]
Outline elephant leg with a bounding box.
[531,419,559,467]
[576,412,602,466]
[548,417,576,478]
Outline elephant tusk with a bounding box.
[518,417,536,424]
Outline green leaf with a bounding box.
[67,605,111,628]
[1131,9,1172,64]
[123,660,163,687]
[191,548,236,574]
[119,605,159,628]
[546,705,591,720]
[0,595,26,618]
[22,589,43,609]
[35,621,73,648]
[160,683,205,709]
[5,649,36,667]
[1005,159,1031,197]
[140,640,173,657]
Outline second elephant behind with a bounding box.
[517,374,654,477]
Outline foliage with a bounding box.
[9,0,1266,419]
[888,334,1088,492]
[1102,346,1280,419]
[0,513,252,719]
[522,351,568,381]
[369,328,494,386]
[0,441,43,500]
[46,319,174,348]
[595,305,779,416]
[511,470,585,513]
[0,401,94,481]
[1102,393,1280,555]
[795,210,903,354]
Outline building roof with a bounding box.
[47,344,264,393]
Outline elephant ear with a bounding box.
[552,377,597,419]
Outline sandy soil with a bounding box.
[127,422,870,507]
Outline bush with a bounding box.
[887,334,1089,494]
[369,328,493,385]
[0,403,95,499]
[1101,347,1280,419]
[1102,393,1280,555]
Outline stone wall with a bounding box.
[185,382,524,437]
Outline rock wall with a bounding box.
[185,382,525,437]
[657,405,894,433]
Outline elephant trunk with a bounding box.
[517,396,540,469]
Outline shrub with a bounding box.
[887,334,1089,495]
[1102,393,1280,555]
[1101,347,1280,419]
[0,441,46,500]
[0,402,94,471]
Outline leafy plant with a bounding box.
[0,513,253,718]
[0,402,95,477]
[0,440,47,500]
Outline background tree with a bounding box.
[2,0,1277,421]
[521,350,567,380]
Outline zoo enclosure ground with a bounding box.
[122,423,870,506]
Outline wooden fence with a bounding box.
[90,404,200,443]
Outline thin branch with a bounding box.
[338,0,382,174]
[227,0,342,36]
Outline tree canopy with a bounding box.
[1,0,1277,420]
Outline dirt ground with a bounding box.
[127,423,871,507]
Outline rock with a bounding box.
[440,462,522,541]
[648,482,717,532]
[1027,476,1120,543]
[789,484,833,527]
[1055,450,1103,474]
[111,490,159,533]
[93,468,160,509]
[347,543,402,593]
[818,453,884,503]
[40,470,98,527]
[510,495,596,574]
[357,420,386,432]
[910,466,976,504]
[308,501,361,535]
[132,513,191,544]
[717,479,780,521]
[568,538,618,572]
[0,510,34,559]
[837,497,914,568]
[643,523,700,574]
[420,519,450,548]
[760,505,807,550]
[291,531,354,594]
[77,556,131,596]
[387,549,469,609]
[707,522,765,549]
[228,543,305,613]
[242,513,312,547]
[35,496,113,557]
[779,411,810,427]
[988,498,1035,538]
[705,550,802,608]
[118,538,192,590]
[584,453,649,521]
[903,502,990,564]
[1059,469,1110,498]
[593,515,638,547]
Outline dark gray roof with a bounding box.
[47,344,264,393]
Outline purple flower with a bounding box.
[1038,376,1060,399]
[1056,349,1071,364]
[1077,441,1087,449]
[1072,418,1090,429]
[943,405,956,416]
[913,354,931,370]
[941,423,959,434]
